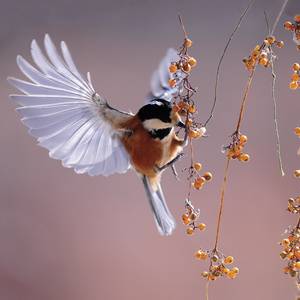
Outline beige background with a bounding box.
[1,0,300,299]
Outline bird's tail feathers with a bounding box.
[142,175,176,236]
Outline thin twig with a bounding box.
[235,66,256,134]
[178,14,188,39]
[205,281,209,300]
[204,0,256,127]
[271,0,290,35]
[270,41,285,176]
[213,158,231,250]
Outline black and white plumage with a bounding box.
[8,34,185,235]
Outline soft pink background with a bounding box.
[1,0,300,299]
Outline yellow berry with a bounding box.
[290,81,299,90]
[201,271,209,278]
[188,57,197,67]
[231,267,239,274]
[197,223,206,231]
[184,38,193,48]
[239,134,248,144]
[238,153,250,162]
[202,172,213,181]
[186,227,194,235]
[293,63,300,71]
[224,256,234,264]
[193,162,202,171]
[294,170,300,178]
[168,79,176,88]
[294,127,300,136]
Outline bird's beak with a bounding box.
[177,121,186,128]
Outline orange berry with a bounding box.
[238,153,250,162]
[182,213,190,225]
[190,212,197,221]
[168,79,176,88]
[227,271,237,279]
[231,267,239,274]
[188,105,196,113]
[295,250,300,259]
[284,21,294,31]
[294,127,300,136]
[186,227,194,235]
[290,81,299,90]
[195,250,208,260]
[294,15,300,23]
[193,162,202,171]
[292,73,300,81]
[188,57,197,67]
[169,64,177,73]
[239,135,248,144]
[283,266,290,274]
[193,177,206,190]
[281,239,291,247]
[294,170,300,178]
[293,63,300,71]
[197,223,206,231]
[259,57,268,66]
[276,41,284,48]
[224,256,234,264]
[295,262,300,269]
[203,172,213,181]
[267,36,276,44]
[184,38,193,48]
[182,63,192,73]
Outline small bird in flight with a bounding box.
[8,34,188,236]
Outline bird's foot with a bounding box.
[155,153,184,173]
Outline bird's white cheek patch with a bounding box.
[143,118,172,130]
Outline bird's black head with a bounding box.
[137,99,184,139]
[137,99,172,126]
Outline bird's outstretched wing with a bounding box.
[147,48,185,102]
[8,34,132,176]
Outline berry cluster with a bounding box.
[280,227,300,283]
[168,38,197,89]
[288,197,300,214]
[284,15,300,51]
[289,63,300,90]
[182,199,206,235]
[224,133,250,162]
[191,167,213,190]
[196,249,239,281]
[242,36,284,71]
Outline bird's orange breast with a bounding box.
[121,116,163,177]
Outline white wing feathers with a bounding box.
[8,34,131,176]
[148,48,185,102]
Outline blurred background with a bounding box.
[1,0,300,299]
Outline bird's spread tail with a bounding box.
[142,176,176,236]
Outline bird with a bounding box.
[8,34,188,236]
